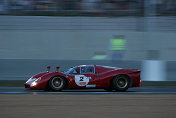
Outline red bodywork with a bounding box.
[24,65,141,90]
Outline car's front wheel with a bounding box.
[49,76,66,91]
[112,75,130,92]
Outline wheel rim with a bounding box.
[51,77,63,89]
[116,77,128,88]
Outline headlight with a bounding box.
[31,81,37,86]
[30,78,41,87]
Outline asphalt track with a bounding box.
[1,87,176,118]
[0,87,176,94]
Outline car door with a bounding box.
[68,65,97,88]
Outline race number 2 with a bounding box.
[75,75,91,86]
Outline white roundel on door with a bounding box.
[75,75,90,86]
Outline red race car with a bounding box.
[25,65,141,91]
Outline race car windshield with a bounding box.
[65,67,79,75]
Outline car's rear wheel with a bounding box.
[112,75,130,92]
[49,76,66,91]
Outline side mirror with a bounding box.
[56,66,60,72]
[47,66,51,72]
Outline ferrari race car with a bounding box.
[25,65,141,91]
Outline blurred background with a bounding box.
[0,0,176,81]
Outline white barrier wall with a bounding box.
[0,30,176,61]
[0,30,144,60]
[141,60,166,81]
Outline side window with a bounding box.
[80,66,94,74]
[80,66,86,73]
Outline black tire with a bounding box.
[112,75,130,92]
[49,76,66,91]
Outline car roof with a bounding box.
[78,65,94,67]
[78,65,121,69]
